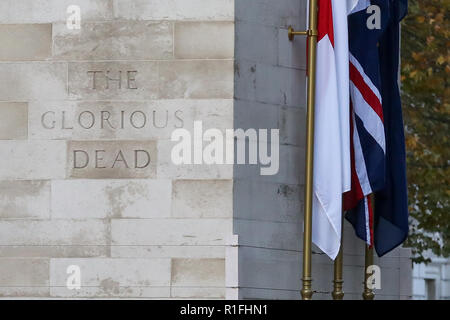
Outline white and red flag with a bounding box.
[311,0,363,259]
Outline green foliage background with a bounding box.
[401,0,449,263]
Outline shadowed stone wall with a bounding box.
[232,0,412,300]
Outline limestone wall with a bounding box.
[0,0,234,299]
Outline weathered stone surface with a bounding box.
[172,180,232,218]
[278,27,307,70]
[0,63,67,100]
[159,60,233,99]
[111,219,232,246]
[53,21,173,60]
[234,100,279,133]
[0,258,49,297]
[235,0,304,28]
[0,220,108,246]
[0,245,108,259]
[239,287,300,300]
[0,24,52,61]
[279,106,306,147]
[237,247,300,292]
[50,258,171,297]
[157,139,234,180]
[67,140,157,179]
[0,180,50,219]
[235,219,302,251]
[0,141,66,180]
[171,287,225,299]
[175,22,234,59]
[68,62,158,101]
[111,245,225,259]
[0,102,28,140]
[172,180,233,218]
[235,22,278,65]
[233,180,302,223]
[29,101,75,140]
[234,60,306,108]
[255,63,306,107]
[0,0,113,23]
[234,144,304,185]
[113,0,234,21]
[29,99,233,141]
[51,179,171,219]
[171,259,225,287]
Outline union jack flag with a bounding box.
[343,0,389,247]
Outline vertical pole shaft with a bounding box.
[332,213,344,300]
[301,0,318,301]
[363,194,375,300]
[363,245,375,300]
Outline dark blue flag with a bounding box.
[374,0,409,257]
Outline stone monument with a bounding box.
[0,0,411,299]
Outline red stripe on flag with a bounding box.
[318,0,334,46]
[343,102,364,211]
[350,62,384,122]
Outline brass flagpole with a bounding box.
[363,194,375,300]
[288,0,318,300]
[332,213,344,300]
[362,245,375,300]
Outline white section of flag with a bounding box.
[349,0,371,14]
[334,2,352,192]
[311,0,352,260]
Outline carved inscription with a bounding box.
[40,109,184,131]
[48,69,161,178]
[87,70,138,90]
[68,141,157,179]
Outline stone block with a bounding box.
[175,22,234,59]
[278,27,307,70]
[0,141,66,180]
[0,63,67,100]
[111,218,232,246]
[235,0,304,28]
[113,0,234,21]
[159,60,233,99]
[51,179,171,219]
[233,180,302,223]
[235,22,277,65]
[53,21,173,60]
[0,102,28,140]
[0,258,49,297]
[0,24,52,61]
[111,245,225,259]
[67,140,156,179]
[0,0,113,23]
[50,258,171,297]
[29,99,233,141]
[172,180,232,218]
[68,62,159,100]
[0,220,109,246]
[171,258,225,287]
[0,180,50,219]
[157,139,233,180]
